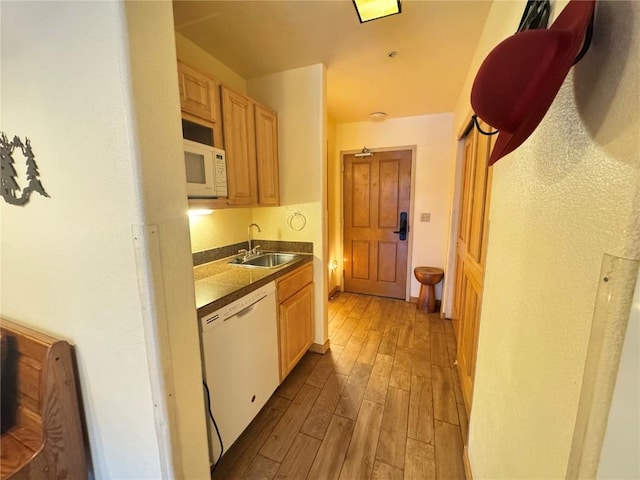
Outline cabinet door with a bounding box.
[221,86,257,205]
[254,104,280,206]
[278,283,314,380]
[178,62,216,123]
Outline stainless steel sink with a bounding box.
[229,252,297,268]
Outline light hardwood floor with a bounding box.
[211,292,467,479]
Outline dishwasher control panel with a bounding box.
[201,281,276,329]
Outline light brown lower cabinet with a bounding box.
[277,263,314,381]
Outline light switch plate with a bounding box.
[420,212,431,222]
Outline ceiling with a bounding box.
[173,0,493,123]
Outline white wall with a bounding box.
[248,64,329,346]
[597,267,640,479]
[335,114,455,300]
[327,119,340,294]
[123,3,211,478]
[458,1,640,478]
[1,2,209,478]
[189,208,253,253]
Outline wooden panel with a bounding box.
[352,162,371,227]
[335,375,367,420]
[221,86,257,205]
[451,118,494,416]
[376,387,409,468]
[457,273,482,412]
[17,357,42,413]
[339,399,384,480]
[431,365,459,425]
[430,332,449,368]
[460,280,479,378]
[389,348,412,391]
[378,160,399,228]
[244,455,279,479]
[275,433,320,480]
[254,103,280,206]
[468,131,490,262]
[213,403,284,478]
[307,415,355,480]
[364,371,390,405]
[357,330,382,366]
[434,420,465,479]
[275,353,321,401]
[0,434,36,478]
[405,437,436,480]
[408,375,434,445]
[352,241,370,280]
[300,372,348,440]
[0,319,87,480]
[306,347,343,388]
[259,383,321,462]
[377,242,397,283]
[457,130,476,245]
[372,461,404,480]
[278,284,314,380]
[178,61,216,123]
[277,262,313,303]
[452,253,465,336]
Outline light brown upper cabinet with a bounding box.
[221,86,280,207]
[178,61,217,125]
[254,104,280,206]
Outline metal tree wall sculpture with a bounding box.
[0,133,49,206]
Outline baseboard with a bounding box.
[328,286,340,300]
[409,296,418,303]
[309,339,330,354]
[464,446,473,480]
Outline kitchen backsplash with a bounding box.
[193,240,313,266]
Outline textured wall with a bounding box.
[468,1,640,478]
[0,2,164,477]
[124,3,211,478]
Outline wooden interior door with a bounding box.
[452,121,494,414]
[343,149,411,299]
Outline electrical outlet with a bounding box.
[420,212,431,222]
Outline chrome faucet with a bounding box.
[248,223,261,255]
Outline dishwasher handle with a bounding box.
[225,294,268,321]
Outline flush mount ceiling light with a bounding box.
[369,111,387,121]
[353,0,401,23]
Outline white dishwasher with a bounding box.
[200,281,279,463]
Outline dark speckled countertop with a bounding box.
[194,252,313,319]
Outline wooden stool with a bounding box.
[414,267,444,313]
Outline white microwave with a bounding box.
[184,139,228,198]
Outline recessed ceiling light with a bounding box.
[387,51,398,58]
[370,112,387,121]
